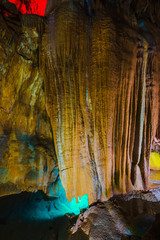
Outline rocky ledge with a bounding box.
[1,189,160,240]
[69,189,160,240]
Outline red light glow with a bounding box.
[8,0,47,16]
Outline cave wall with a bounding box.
[0,14,59,196]
[0,0,159,204]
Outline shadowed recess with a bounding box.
[0,190,89,223]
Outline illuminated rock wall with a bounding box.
[41,2,160,203]
[0,14,57,196]
[0,0,159,204]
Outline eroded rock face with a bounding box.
[0,14,58,196]
[0,0,159,204]
[70,202,130,239]
[40,1,159,203]
[70,189,160,240]
[0,189,160,240]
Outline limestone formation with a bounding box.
[0,0,159,205]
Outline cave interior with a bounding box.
[0,0,160,239]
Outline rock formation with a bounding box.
[70,189,160,239]
[0,0,159,205]
[1,189,160,240]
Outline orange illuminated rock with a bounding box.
[0,0,159,204]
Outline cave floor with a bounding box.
[1,189,160,239]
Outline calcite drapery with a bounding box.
[0,0,159,204]
[40,2,159,203]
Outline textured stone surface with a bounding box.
[41,1,159,203]
[0,13,57,196]
[0,0,159,204]
[1,189,160,240]
[69,189,160,240]
[70,202,130,239]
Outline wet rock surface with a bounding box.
[0,1,160,237]
[0,0,160,204]
[1,189,160,240]
[69,189,160,240]
[0,1,160,239]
